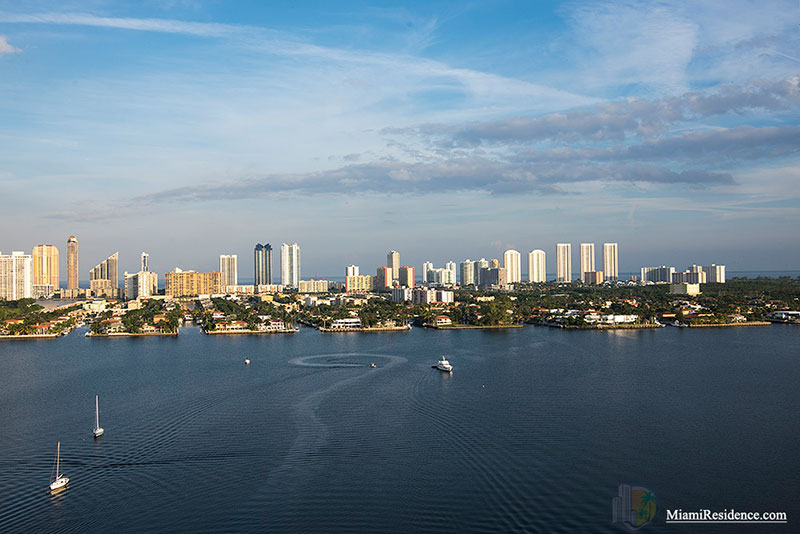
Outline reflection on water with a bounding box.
[0,325,798,533]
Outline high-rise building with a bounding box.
[422,261,434,283]
[387,251,400,282]
[603,243,619,281]
[345,274,373,292]
[459,260,475,286]
[528,249,546,283]
[89,252,119,298]
[376,266,392,290]
[445,261,457,283]
[254,244,273,285]
[32,244,59,291]
[704,264,726,283]
[640,266,675,283]
[503,250,521,284]
[164,269,221,296]
[479,267,507,289]
[141,252,150,272]
[579,243,595,280]
[124,270,158,300]
[345,264,359,277]
[0,251,32,300]
[556,243,572,282]
[219,254,238,287]
[475,258,489,286]
[281,243,301,288]
[398,266,415,288]
[66,236,79,290]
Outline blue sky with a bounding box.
[1,0,798,278]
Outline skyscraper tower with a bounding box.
[580,243,595,280]
[89,252,119,297]
[387,250,400,283]
[503,250,521,283]
[603,243,619,281]
[67,236,79,289]
[254,244,273,285]
[219,254,238,287]
[32,244,59,289]
[281,243,300,288]
[528,249,546,283]
[141,252,150,272]
[556,243,572,282]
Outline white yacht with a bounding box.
[49,441,69,491]
[93,395,104,438]
[436,357,453,372]
[244,359,251,365]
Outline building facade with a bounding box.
[66,236,79,289]
[254,244,273,285]
[398,266,415,288]
[556,243,572,282]
[124,270,158,300]
[528,249,546,283]
[376,266,392,290]
[164,269,222,296]
[298,279,329,293]
[32,244,59,291]
[387,250,400,282]
[219,254,238,287]
[503,249,521,284]
[281,243,301,288]
[459,260,475,286]
[89,252,119,298]
[640,266,675,283]
[0,251,32,300]
[345,274,374,292]
[579,243,595,281]
[603,243,619,281]
[704,264,726,283]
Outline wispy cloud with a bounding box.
[0,12,241,37]
[0,35,21,55]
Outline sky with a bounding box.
[0,0,798,279]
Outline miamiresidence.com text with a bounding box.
[666,509,787,524]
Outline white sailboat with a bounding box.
[49,441,69,491]
[93,395,104,438]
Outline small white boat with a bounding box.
[244,359,251,365]
[436,357,453,372]
[49,441,69,491]
[93,395,104,438]
[370,362,376,368]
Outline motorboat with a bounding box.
[370,363,376,368]
[436,357,453,372]
[244,359,251,365]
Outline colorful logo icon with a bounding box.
[612,484,656,532]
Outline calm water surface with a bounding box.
[0,324,797,533]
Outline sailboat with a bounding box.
[93,395,104,438]
[49,441,69,491]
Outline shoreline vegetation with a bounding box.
[2,278,798,340]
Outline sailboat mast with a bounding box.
[95,395,99,428]
[56,441,60,477]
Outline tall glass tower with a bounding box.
[254,243,273,285]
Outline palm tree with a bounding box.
[638,491,656,523]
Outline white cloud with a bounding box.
[0,35,21,55]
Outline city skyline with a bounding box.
[0,2,798,273]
